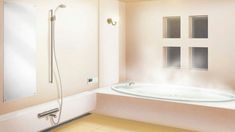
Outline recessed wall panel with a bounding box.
[190,16,208,38]
[163,17,181,38]
[164,47,181,68]
[191,47,208,69]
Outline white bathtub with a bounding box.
[95,84,235,132]
[111,83,235,102]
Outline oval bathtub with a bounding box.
[111,83,235,102]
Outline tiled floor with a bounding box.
[52,114,194,132]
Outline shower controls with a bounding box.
[38,108,59,119]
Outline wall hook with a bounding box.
[107,18,117,26]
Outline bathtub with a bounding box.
[111,83,235,102]
[95,83,235,132]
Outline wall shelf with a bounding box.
[190,47,208,70]
[163,16,181,38]
[164,47,181,68]
[189,15,208,38]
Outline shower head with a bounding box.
[54,4,66,14]
[50,4,66,21]
[58,4,66,8]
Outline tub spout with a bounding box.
[128,82,135,86]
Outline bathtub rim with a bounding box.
[96,85,235,111]
[111,83,235,103]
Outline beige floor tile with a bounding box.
[52,114,194,132]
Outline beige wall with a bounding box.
[119,2,126,82]
[99,0,126,86]
[0,0,99,114]
[99,0,119,87]
[0,0,3,113]
[126,0,235,90]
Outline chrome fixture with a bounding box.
[38,108,59,119]
[49,4,66,83]
[46,4,66,126]
[128,82,135,86]
[107,18,117,26]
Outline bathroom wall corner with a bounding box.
[99,0,121,87]
[0,0,4,104]
[119,1,127,83]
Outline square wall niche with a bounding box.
[189,15,208,38]
[190,47,208,70]
[164,47,181,68]
[163,16,181,38]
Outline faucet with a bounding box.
[128,82,135,86]
[38,108,59,119]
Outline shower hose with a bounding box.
[50,24,63,126]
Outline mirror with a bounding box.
[4,1,37,101]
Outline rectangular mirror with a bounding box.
[4,1,36,101]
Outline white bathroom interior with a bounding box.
[1,0,235,132]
